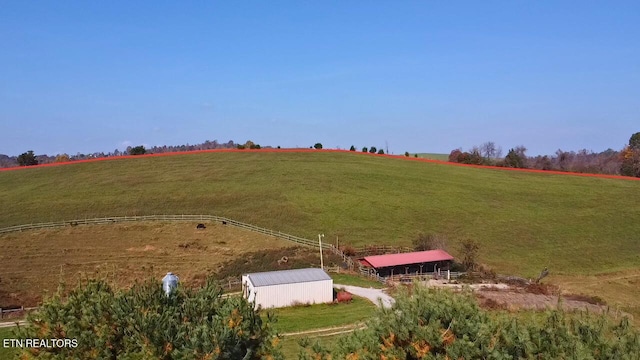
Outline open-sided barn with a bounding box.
[241,268,333,308]
[359,249,454,278]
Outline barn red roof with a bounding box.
[362,249,454,268]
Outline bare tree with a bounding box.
[495,146,503,159]
[480,141,497,159]
[412,233,448,252]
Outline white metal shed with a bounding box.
[242,268,333,308]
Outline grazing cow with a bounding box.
[196,223,206,229]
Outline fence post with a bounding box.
[0,308,3,319]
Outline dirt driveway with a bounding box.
[334,284,395,308]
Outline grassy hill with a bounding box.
[1,150,639,281]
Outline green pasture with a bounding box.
[1,151,639,279]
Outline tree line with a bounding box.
[447,132,640,178]
[1,139,243,168]
[2,139,331,168]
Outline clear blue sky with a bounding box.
[1,1,639,156]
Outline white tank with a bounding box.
[162,272,179,296]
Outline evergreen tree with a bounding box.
[14,278,282,359]
[17,150,38,166]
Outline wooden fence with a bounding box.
[0,214,358,271]
[352,245,414,257]
[0,306,38,320]
[0,215,317,247]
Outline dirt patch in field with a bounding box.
[475,289,613,314]
[127,245,157,252]
[423,279,628,318]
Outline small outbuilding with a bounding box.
[242,268,333,309]
[359,249,454,278]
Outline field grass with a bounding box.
[1,151,639,314]
[0,221,292,307]
[270,296,375,334]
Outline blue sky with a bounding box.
[1,1,639,156]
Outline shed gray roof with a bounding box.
[245,268,331,287]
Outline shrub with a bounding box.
[369,146,377,153]
[362,147,368,152]
[449,149,463,162]
[341,245,356,257]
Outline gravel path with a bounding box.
[334,284,395,308]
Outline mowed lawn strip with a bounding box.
[0,327,18,359]
[1,151,638,279]
[270,296,375,334]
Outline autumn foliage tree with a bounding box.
[620,132,640,177]
[54,153,70,163]
[14,278,282,359]
[620,146,640,177]
[460,238,480,271]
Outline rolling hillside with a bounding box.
[1,150,638,280]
